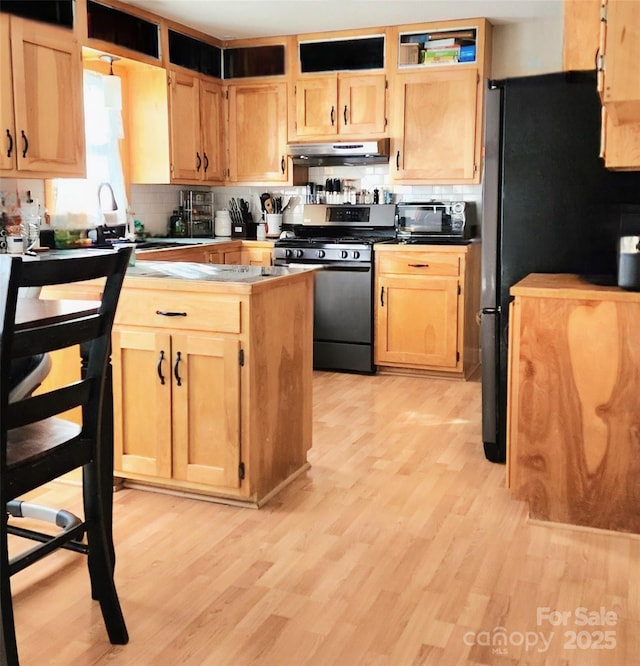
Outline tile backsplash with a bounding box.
[5,171,483,238]
[130,165,482,237]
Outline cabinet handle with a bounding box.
[343,105,348,125]
[157,350,166,385]
[396,150,400,170]
[281,155,285,174]
[330,106,335,126]
[380,286,385,307]
[5,129,13,158]
[156,310,187,317]
[21,130,28,158]
[174,351,182,386]
[203,152,209,172]
[196,152,202,172]
[408,263,430,268]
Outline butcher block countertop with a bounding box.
[507,273,640,534]
[510,272,640,301]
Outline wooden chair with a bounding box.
[1,248,131,665]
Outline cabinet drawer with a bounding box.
[376,251,461,276]
[116,291,242,334]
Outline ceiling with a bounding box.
[118,0,563,41]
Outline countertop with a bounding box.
[18,249,314,286]
[510,273,640,302]
[127,261,314,283]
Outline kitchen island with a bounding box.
[507,273,640,534]
[43,258,315,508]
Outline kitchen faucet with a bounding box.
[98,182,118,217]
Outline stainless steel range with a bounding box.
[273,204,396,373]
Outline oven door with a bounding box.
[313,263,372,344]
[273,258,374,372]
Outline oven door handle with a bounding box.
[274,262,370,272]
[319,264,370,272]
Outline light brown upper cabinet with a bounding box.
[598,0,640,126]
[168,71,225,183]
[1,14,85,177]
[563,0,601,71]
[563,0,640,169]
[227,81,288,183]
[388,19,491,184]
[391,68,479,182]
[294,73,387,139]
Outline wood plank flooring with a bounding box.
[8,371,640,665]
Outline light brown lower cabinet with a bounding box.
[140,241,273,267]
[111,270,313,506]
[507,273,640,534]
[374,243,480,378]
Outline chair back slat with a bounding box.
[12,315,103,358]
[8,380,92,430]
[17,252,126,288]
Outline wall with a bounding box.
[491,18,563,79]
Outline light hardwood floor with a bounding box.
[9,371,640,665]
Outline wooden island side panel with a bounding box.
[508,274,640,533]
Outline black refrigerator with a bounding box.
[480,70,640,463]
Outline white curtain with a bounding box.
[50,70,128,226]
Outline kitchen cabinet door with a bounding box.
[563,0,601,71]
[227,81,288,182]
[599,0,640,125]
[376,275,460,368]
[295,75,338,137]
[294,73,386,139]
[601,107,640,169]
[223,249,242,264]
[338,73,387,136]
[0,15,15,172]
[113,328,173,479]
[169,70,202,181]
[391,68,479,182]
[240,246,272,266]
[200,79,225,182]
[172,333,241,488]
[5,16,85,176]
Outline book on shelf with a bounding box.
[425,37,456,48]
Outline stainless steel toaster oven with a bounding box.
[395,201,475,241]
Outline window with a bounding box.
[50,70,128,226]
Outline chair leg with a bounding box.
[83,462,128,646]
[1,514,20,666]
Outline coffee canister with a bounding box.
[618,236,640,291]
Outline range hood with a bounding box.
[288,139,390,166]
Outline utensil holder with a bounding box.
[265,214,282,238]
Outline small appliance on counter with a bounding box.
[179,190,214,237]
[618,236,640,291]
[395,201,475,242]
[617,205,640,291]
